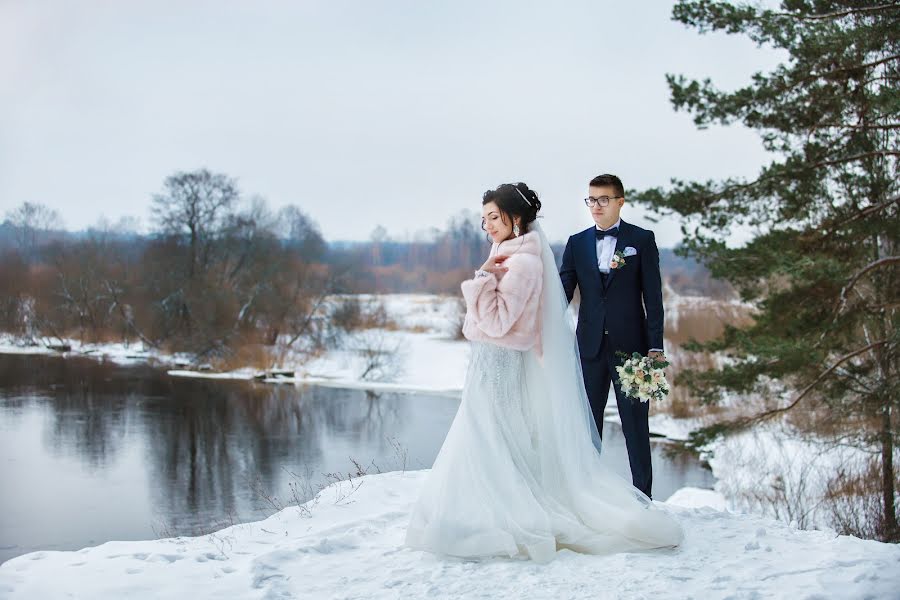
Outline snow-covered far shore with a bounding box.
[0,334,191,367]
[0,295,472,395]
[1,470,896,600]
[162,294,472,394]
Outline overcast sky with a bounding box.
[0,1,784,246]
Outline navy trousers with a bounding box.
[580,333,653,498]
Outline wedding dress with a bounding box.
[405,223,683,563]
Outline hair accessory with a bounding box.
[512,185,533,207]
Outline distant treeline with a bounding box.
[0,169,729,359]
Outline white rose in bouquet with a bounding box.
[614,352,671,404]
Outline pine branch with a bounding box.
[662,160,896,219]
[731,339,889,426]
[864,302,900,311]
[839,256,900,312]
[820,194,900,234]
[682,54,900,120]
[776,4,900,22]
[815,53,900,79]
[810,150,900,169]
[821,122,900,130]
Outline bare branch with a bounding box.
[285,271,341,348]
[104,281,158,349]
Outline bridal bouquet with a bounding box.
[615,352,670,403]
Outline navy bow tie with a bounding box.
[595,227,619,240]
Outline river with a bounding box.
[0,353,714,564]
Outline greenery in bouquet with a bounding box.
[615,352,670,403]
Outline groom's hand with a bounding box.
[648,350,666,362]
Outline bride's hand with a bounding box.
[479,254,509,275]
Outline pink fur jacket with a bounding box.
[460,230,543,354]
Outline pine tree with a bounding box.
[634,1,899,540]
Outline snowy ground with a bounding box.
[273,294,468,393]
[1,471,897,600]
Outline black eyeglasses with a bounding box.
[584,195,622,207]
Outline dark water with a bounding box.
[0,353,714,565]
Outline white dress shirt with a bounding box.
[595,219,664,354]
[595,219,621,273]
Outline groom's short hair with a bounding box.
[589,174,625,198]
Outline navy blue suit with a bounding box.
[559,220,664,497]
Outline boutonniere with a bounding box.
[610,250,627,270]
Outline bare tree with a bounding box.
[4,201,63,255]
[276,205,327,260]
[151,169,239,279]
[353,329,404,382]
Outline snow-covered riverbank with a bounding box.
[0,334,188,366]
[1,470,896,600]
[0,296,471,395]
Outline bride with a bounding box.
[405,182,683,563]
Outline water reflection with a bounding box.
[0,353,714,565]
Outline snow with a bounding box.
[285,294,469,393]
[291,330,468,395]
[667,487,730,511]
[1,471,897,600]
[167,369,260,380]
[604,409,701,442]
[0,334,191,367]
[699,424,897,532]
[0,340,51,355]
[157,294,473,394]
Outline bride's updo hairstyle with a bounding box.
[481,182,542,238]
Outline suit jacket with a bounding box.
[559,220,664,360]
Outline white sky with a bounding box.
[0,1,784,246]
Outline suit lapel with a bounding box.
[605,220,632,290]
[582,227,602,290]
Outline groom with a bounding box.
[559,173,664,498]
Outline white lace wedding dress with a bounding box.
[405,223,683,563]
